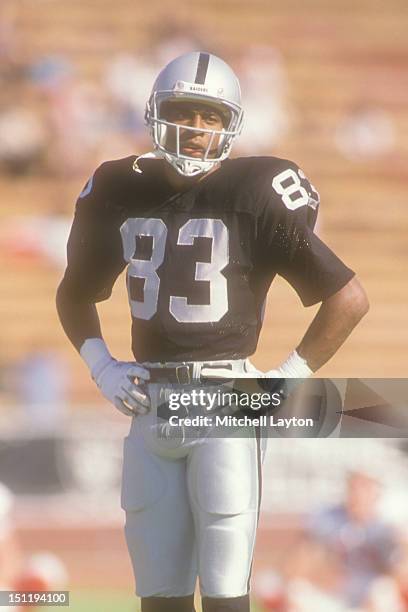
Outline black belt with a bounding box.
[148,363,233,384]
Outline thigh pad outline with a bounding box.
[194,440,257,515]
[121,435,166,511]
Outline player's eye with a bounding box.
[161,105,191,123]
[177,110,191,120]
[203,113,221,124]
[168,111,188,122]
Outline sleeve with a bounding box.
[256,160,355,306]
[59,164,126,303]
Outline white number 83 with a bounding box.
[120,217,229,323]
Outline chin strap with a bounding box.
[132,149,219,178]
[172,157,215,177]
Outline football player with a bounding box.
[56,52,369,612]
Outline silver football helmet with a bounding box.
[145,52,244,177]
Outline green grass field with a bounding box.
[39,589,138,612]
[39,590,262,611]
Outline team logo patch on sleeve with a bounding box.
[79,175,94,198]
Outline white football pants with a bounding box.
[121,358,266,598]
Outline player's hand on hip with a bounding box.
[93,358,151,417]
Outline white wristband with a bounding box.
[80,338,113,379]
[277,350,313,378]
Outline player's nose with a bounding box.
[190,112,205,131]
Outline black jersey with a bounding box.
[59,154,354,362]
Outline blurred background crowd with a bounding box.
[0,0,407,609]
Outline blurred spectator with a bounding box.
[237,45,290,154]
[334,103,395,161]
[104,52,156,139]
[363,532,408,612]
[253,569,288,611]
[104,20,210,153]
[12,346,69,433]
[0,210,71,268]
[254,536,346,612]
[308,470,398,608]
[0,83,47,175]
[286,536,346,612]
[0,107,46,174]
[29,55,112,175]
[14,552,68,611]
[1,20,221,178]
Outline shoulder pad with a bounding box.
[77,155,139,203]
[228,156,320,212]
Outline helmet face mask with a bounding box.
[145,53,244,177]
